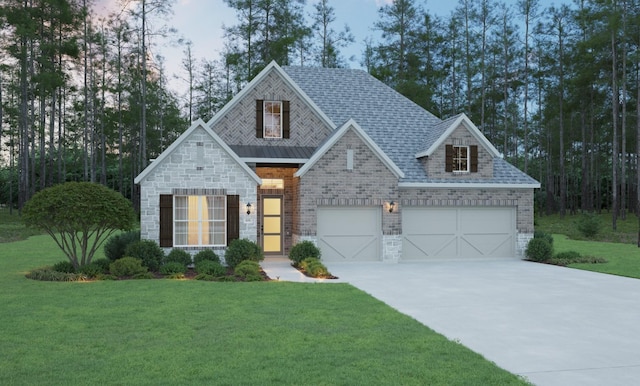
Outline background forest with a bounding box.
[0,0,638,230]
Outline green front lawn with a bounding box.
[536,213,640,279]
[552,234,640,279]
[0,234,527,385]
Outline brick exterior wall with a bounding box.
[211,69,333,148]
[297,128,400,238]
[399,188,535,233]
[138,127,258,256]
[425,125,494,179]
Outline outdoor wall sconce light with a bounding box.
[246,203,252,215]
[388,201,396,213]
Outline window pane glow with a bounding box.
[263,198,280,216]
[261,178,284,189]
[174,195,226,247]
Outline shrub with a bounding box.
[132,272,154,279]
[289,241,321,266]
[194,273,216,281]
[165,249,192,267]
[109,257,148,277]
[91,258,112,273]
[26,267,85,282]
[194,249,220,264]
[160,262,187,275]
[533,231,554,246]
[234,260,261,278]
[525,238,553,262]
[555,251,581,260]
[52,260,76,273]
[125,240,165,271]
[224,239,264,268]
[79,262,105,278]
[195,260,227,277]
[300,257,331,278]
[104,230,140,261]
[576,212,601,238]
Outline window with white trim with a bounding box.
[263,101,282,138]
[452,145,469,172]
[174,195,226,247]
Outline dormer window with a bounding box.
[446,144,478,173]
[256,100,290,139]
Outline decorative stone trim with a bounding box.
[382,235,402,263]
[517,233,533,258]
[172,188,227,195]
[315,198,384,206]
[401,198,518,207]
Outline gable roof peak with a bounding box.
[415,113,500,159]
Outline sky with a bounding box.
[94,0,562,98]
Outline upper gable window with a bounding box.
[256,100,290,139]
[453,146,469,172]
[446,144,478,173]
[264,101,282,138]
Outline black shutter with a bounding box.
[227,195,240,245]
[159,194,173,247]
[445,145,453,172]
[282,100,290,139]
[470,145,478,173]
[256,100,264,138]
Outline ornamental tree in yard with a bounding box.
[22,182,136,269]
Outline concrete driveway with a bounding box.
[324,259,640,386]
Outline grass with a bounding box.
[536,212,640,279]
[550,234,640,279]
[535,212,640,244]
[0,208,41,243]
[0,234,528,385]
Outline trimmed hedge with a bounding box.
[194,249,220,264]
[165,249,192,267]
[124,240,164,271]
[289,241,321,266]
[224,239,264,268]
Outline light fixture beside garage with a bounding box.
[246,202,252,215]
[387,201,396,213]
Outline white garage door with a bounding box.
[317,207,381,261]
[402,207,515,260]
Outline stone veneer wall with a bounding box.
[211,69,333,148]
[425,125,494,179]
[138,127,258,256]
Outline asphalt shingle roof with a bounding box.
[282,66,538,186]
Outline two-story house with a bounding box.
[134,62,540,262]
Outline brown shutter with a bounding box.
[445,145,453,172]
[256,100,264,138]
[470,145,478,173]
[159,194,173,247]
[226,195,240,245]
[282,100,290,139]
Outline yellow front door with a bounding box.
[262,196,282,254]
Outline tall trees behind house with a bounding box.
[0,0,187,208]
[364,0,640,226]
[4,0,640,231]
